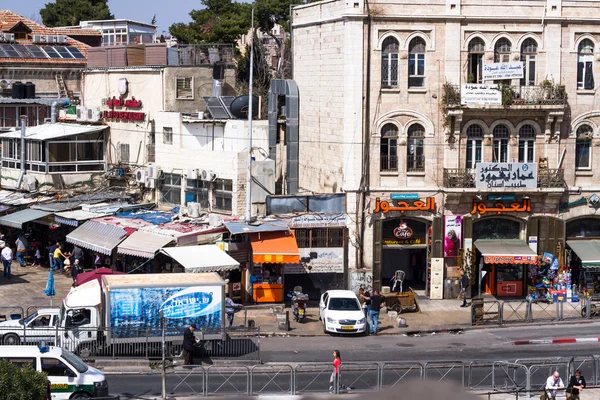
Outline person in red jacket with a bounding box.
[329,350,342,393]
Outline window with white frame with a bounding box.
[163,127,173,145]
[380,123,398,171]
[186,179,209,209]
[214,178,233,212]
[408,37,426,87]
[468,38,485,83]
[160,173,182,205]
[466,124,483,169]
[520,38,537,86]
[381,37,399,88]
[176,77,194,99]
[492,125,510,163]
[578,39,595,90]
[518,125,535,163]
[46,132,105,173]
[576,125,593,170]
[407,124,425,172]
[494,38,512,63]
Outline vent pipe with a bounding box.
[212,62,225,97]
[51,99,70,123]
[16,115,26,189]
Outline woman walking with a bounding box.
[329,350,341,393]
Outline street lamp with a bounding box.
[246,5,255,223]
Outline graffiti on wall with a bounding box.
[350,271,373,294]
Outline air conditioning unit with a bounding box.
[32,34,45,43]
[75,106,87,122]
[147,163,159,180]
[86,107,101,122]
[145,177,157,189]
[0,79,11,90]
[135,169,148,184]
[200,169,217,181]
[47,35,58,43]
[187,168,198,179]
[56,35,67,44]
[3,33,14,42]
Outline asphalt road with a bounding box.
[106,322,600,399]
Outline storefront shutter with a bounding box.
[432,216,443,258]
[537,217,549,255]
[463,215,473,239]
[373,218,382,292]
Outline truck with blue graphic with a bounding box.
[57,273,226,358]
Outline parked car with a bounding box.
[0,309,60,345]
[319,290,366,335]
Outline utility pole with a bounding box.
[245,5,255,223]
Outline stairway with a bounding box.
[55,73,67,98]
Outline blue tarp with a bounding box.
[116,210,174,225]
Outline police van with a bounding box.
[0,344,109,399]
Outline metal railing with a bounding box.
[167,44,234,66]
[380,155,398,172]
[407,154,425,172]
[443,84,567,107]
[443,168,565,188]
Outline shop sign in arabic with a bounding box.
[374,197,435,214]
[476,163,538,189]
[483,255,537,264]
[288,214,346,228]
[470,198,531,215]
[461,84,502,105]
[482,62,524,80]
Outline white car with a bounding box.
[319,290,367,335]
[0,308,61,345]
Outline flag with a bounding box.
[44,268,55,297]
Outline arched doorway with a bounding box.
[380,218,429,290]
[566,217,600,293]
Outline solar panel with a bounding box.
[0,46,7,58]
[201,96,233,119]
[220,96,235,108]
[66,46,85,59]
[42,46,61,58]
[53,46,74,59]
[12,44,33,58]
[27,45,48,59]
[0,44,20,58]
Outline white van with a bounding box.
[0,344,108,399]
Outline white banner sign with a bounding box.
[461,84,502,105]
[476,163,538,189]
[483,62,524,80]
[284,248,344,274]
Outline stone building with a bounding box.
[292,0,600,298]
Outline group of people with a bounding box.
[358,288,385,335]
[545,370,586,400]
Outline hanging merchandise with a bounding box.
[550,259,559,270]
[543,252,555,264]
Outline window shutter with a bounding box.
[176,77,193,99]
[432,216,443,258]
[373,218,382,292]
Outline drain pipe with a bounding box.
[15,115,26,189]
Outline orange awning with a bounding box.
[250,231,300,264]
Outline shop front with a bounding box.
[566,217,600,295]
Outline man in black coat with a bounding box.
[460,270,469,308]
[183,324,197,365]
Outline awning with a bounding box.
[250,231,301,264]
[160,245,240,273]
[567,240,600,268]
[0,209,51,228]
[474,239,538,264]
[118,231,174,259]
[66,220,128,256]
[0,123,106,141]
[54,210,112,227]
[224,221,290,235]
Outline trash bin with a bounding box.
[471,298,484,325]
[276,311,289,331]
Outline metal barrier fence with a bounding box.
[159,356,600,397]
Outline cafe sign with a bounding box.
[374,197,435,214]
[476,163,537,189]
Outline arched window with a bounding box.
[380,124,398,171]
[518,124,535,163]
[520,38,538,86]
[408,37,426,87]
[578,39,595,90]
[466,124,483,169]
[407,124,425,172]
[381,37,399,88]
[494,38,512,63]
[492,124,510,162]
[576,124,593,170]
[468,37,485,83]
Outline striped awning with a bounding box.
[54,210,112,227]
[66,220,128,256]
[160,245,240,273]
[0,209,51,229]
[117,231,174,259]
[567,240,600,268]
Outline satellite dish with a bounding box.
[229,95,259,119]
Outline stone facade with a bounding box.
[293,0,600,296]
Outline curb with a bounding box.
[514,337,600,345]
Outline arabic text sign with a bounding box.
[476,163,538,189]
[483,255,537,265]
[461,84,502,105]
[483,62,524,80]
[374,197,436,214]
[470,198,531,215]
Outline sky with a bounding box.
[11,0,198,35]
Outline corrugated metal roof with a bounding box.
[160,245,240,273]
[31,193,130,212]
[0,123,106,141]
[0,209,51,228]
[117,231,174,258]
[224,221,290,235]
[54,210,112,227]
[0,190,53,206]
[66,220,128,256]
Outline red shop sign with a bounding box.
[102,110,145,121]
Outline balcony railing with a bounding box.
[381,155,398,172]
[407,155,425,172]
[443,168,566,188]
[167,44,235,66]
[443,83,567,108]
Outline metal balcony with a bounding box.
[381,155,398,172]
[443,84,567,108]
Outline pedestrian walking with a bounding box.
[32,246,42,267]
[329,350,341,393]
[71,245,84,270]
[71,259,81,284]
[15,235,27,268]
[94,253,102,269]
[48,241,57,269]
[1,244,12,279]
[567,369,586,400]
[459,269,469,307]
[544,371,565,400]
[183,324,197,366]
[53,244,67,271]
[366,290,384,335]
[225,293,242,328]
